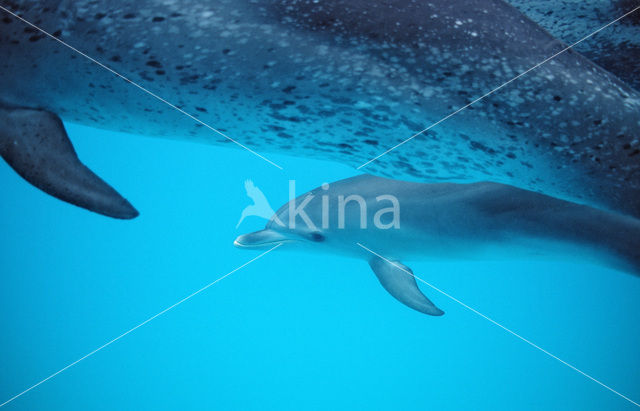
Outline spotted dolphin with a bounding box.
[509,0,640,92]
[1,0,639,218]
[234,175,640,315]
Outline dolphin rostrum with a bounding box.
[234,175,640,315]
[1,1,639,218]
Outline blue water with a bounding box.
[1,123,639,410]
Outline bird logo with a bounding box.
[236,180,283,228]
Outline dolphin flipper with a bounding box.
[368,256,444,316]
[0,105,138,219]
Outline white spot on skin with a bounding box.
[355,101,372,109]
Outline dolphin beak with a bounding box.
[234,229,291,249]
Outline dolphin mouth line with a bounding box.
[233,239,294,248]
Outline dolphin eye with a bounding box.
[309,232,325,242]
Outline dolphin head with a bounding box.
[233,198,329,251]
[233,176,401,257]
[233,179,368,253]
[233,226,326,250]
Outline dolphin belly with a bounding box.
[1,0,639,217]
[508,0,640,92]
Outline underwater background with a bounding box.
[1,122,640,410]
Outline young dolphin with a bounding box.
[234,175,640,316]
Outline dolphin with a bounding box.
[508,0,640,92]
[234,175,640,315]
[1,1,639,218]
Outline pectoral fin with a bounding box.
[369,256,444,316]
[0,105,138,219]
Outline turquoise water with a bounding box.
[1,123,640,410]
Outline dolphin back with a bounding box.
[594,212,640,275]
[467,182,640,275]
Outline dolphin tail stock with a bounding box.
[603,213,640,276]
[548,201,640,275]
[368,256,444,316]
[0,104,138,219]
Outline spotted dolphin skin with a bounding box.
[1,0,639,218]
[509,0,640,92]
[234,175,640,315]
